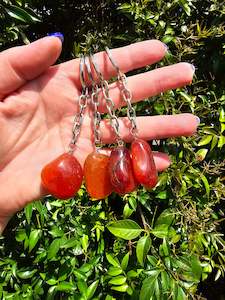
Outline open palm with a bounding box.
[0,37,197,232]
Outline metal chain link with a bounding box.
[90,54,124,146]
[84,56,102,146]
[68,55,89,153]
[105,47,138,138]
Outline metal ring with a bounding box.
[79,55,86,90]
[84,55,95,86]
[89,54,103,81]
[105,47,120,73]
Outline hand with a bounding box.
[0,37,197,232]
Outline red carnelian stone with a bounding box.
[108,147,137,195]
[84,152,113,200]
[41,153,83,199]
[131,139,158,189]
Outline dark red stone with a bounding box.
[41,153,83,199]
[108,147,137,195]
[131,139,158,189]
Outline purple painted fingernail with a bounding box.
[190,64,195,73]
[47,32,64,43]
[163,43,169,52]
[196,116,200,125]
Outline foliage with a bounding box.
[0,0,225,299]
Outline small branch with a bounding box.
[138,206,150,232]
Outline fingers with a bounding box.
[98,62,194,112]
[98,148,171,172]
[101,113,199,143]
[60,40,167,88]
[0,37,62,100]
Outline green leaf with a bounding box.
[73,270,87,280]
[162,35,174,44]
[121,253,129,271]
[151,224,169,238]
[46,286,57,300]
[77,280,88,294]
[200,174,210,198]
[196,148,208,161]
[136,235,152,266]
[128,196,137,210]
[147,255,158,266]
[118,3,131,10]
[109,276,127,286]
[105,296,115,300]
[221,123,225,133]
[61,238,81,250]
[190,256,202,282]
[47,239,61,259]
[156,191,167,199]
[198,135,212,146]
[175,255,202,283]
[161,271,170,292]
[127,270,139,278]
[17,268,37,279]
[219,108,225,122]
[28,229,41,252]
[57,282,75,292]
[107,220,142,240]
[49,227,64,238]
[5,5,40,23]
[81,234,89,252]
[106,253,120,267]
[176,286,186,300]
[123,203,134,218]
[15,229,26,242]
[111,284,128,292]
[210,135,218,151]
[215,269,222,281]
[161,238,169,256]
[218,136,225,148]
[46,279,58,286]
[139,271,160,300]
[86,280,99,300]
[155,209,175,227]
[108,267,123,276]
[24,203,33,224]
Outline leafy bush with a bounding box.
[0,0,225,299]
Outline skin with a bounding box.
[0,37,198,233]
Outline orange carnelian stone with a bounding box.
[84,152,113,200]
[41,153,83,199]
[131,139,158,189]
[108,147,137,195]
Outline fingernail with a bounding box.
[196,116,200,125]
[190,63,195,73]
[163,43,169,52]
[47,32,64,43]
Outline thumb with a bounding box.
[0,35,63,100]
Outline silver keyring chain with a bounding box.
[105,47,138,138]
[89,54,124,146]
[83,55,102,147]
[68,55,89,154]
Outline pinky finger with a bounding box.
[98,148,171,172]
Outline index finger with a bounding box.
[59,40,167,89]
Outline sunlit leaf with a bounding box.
[29,229,41,252]
[136,235,152,266]
[107,220,142,240]
[151,224,169,238]
[109,276,127,285]
[5,5,41,23]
